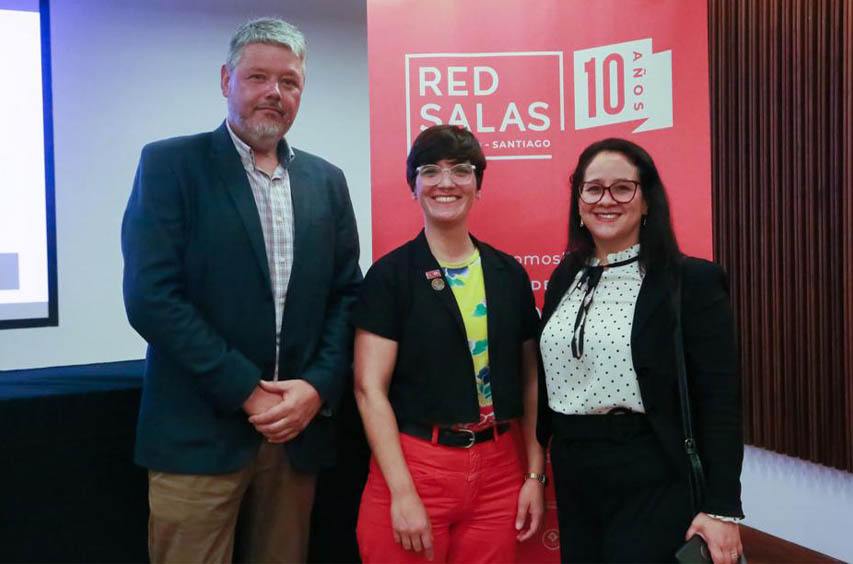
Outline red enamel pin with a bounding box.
[425,269,442,280]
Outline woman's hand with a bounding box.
[515,478,545,541]
[685,512,742,564]
[517,338,546,543]
[391,490,434,561]
[355,330,434,559]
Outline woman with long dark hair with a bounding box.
[537,138,744,563]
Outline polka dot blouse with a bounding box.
[540,244,645,415]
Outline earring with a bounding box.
[641,214,647,227]
[579,218,584,228]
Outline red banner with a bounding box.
[367,1,711,559]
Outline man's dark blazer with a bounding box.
[122,121,362,474]
[536,255,744,517]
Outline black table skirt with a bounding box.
[0,360,368,563]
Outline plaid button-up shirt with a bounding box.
[227,121,295,380]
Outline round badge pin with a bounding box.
[431,278,446,291]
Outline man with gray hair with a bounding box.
[122,17,362,563]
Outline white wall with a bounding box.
[0,0,372,370]
[0,1,850,560]
[741,446,853,561]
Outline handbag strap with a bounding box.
[671,269,706,514]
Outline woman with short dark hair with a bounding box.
[538,138,744,563]
[354,125,544,563]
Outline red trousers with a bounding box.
[357,431,523,564]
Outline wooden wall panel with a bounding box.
[708,0,853,471]
[845,0,853,472]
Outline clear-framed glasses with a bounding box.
[415,163,477,186]
[579,180,640,204]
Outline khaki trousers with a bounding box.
[148,442,316,564]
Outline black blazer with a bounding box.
[352,231,539,425]
[536,255,744,517]
[122,122,362,474]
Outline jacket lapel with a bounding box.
[211,122,271,289]
[631,266,670,337]
[539,259,582,334]
[286,150,311,279]
[409,231,467,342]
[630,265,670,369]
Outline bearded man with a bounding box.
[121,17,362,563]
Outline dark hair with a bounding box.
[406,125,487,191]
[567,138,681,272]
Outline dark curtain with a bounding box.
[708,0,853,471]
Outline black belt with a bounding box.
[550,409,651,442]
[399,422,511,448]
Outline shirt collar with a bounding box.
[438,248,480,269]
[225,119,295,173]
[589,243,640,266]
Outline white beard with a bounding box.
[244,119,285,143]
[228,100,287,148]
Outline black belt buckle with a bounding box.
[435,426,477,448]
[606,407,637,442]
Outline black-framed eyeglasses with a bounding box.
[579,180,640,204]
[415,163,476,186]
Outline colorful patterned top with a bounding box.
[438,249,495,431]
